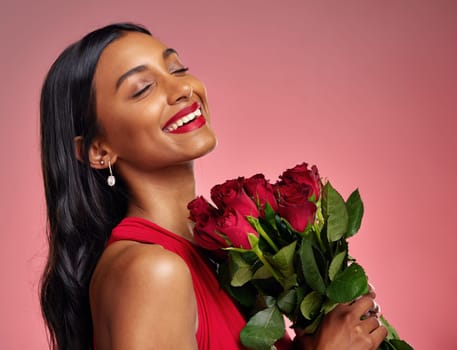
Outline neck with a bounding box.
[121,162,197,241]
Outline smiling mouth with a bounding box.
[162,102,206,134]
[164,107,203,133]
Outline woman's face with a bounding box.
[93,31,217,173]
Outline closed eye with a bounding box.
[171,67,189,75]
[132,83,153,98]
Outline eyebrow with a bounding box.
[115,48,179,90]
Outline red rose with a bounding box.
[188,196,218,221]
[243,174,278,212]
[275,182,317,232]
[279,162,321,200]
[216,207,257,249]
[211,177,259,217]
[188,196,227,250]
[193,225,228,251]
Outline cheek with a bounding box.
[107,101,163,134]
[99,108,163,158]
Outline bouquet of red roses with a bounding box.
[188,163,412,350]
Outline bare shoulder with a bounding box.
[91,242,198,350]
[95,242,192,288]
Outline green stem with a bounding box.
[249,217,279,252]
[253,245,285,289]
[314,228,325,252]
[313,207,326,252]
[259,229,279,253]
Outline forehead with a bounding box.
[95,31,168,83]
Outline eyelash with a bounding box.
[131,67,190,98]
[172,67,189,75]
[132,83,153,98]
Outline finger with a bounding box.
[362,300,381,319]
[369,324,388,347]
[371,300,380,315]
[359,315,381,334]
[349,295,376,317]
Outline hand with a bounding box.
[294,293,387,350]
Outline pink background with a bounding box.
[1,0,456,349]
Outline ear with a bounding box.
[74,136,117,169]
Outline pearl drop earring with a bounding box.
[107,160,116,186]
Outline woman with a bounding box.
[40,23,387,350]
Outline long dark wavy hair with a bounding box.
[40,23,151,350]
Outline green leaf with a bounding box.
[264,296,276,308]
[388,339,414,350]
[229,252,253,287]
[321,299,338,314]
[253,264,273,280]
[300,291,324,320]
[299,239,326,294]
[248,232,260,248]
[271,241,297,277]
[218,261,256,308]
[328,250,347,281]
[322,182,349,241]
[275,215,297,239]
[263,202,276,227]
[277,289,297,314]
[346,189,364,237]
[283,273,298,290]
[240,306,285,350]
[326,263,368,303]
[295,285,309,310]
[380,315,400,340]
[378,341,395,350]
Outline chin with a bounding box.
[191,134,217,160]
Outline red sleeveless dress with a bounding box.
[107,217,292,350]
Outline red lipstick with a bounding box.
[163,102,199,129]
[163,102,206,134]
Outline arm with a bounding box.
[91,243,198,350]
[294,294,386,350]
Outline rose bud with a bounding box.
[216,207,258,249]
[279,162,321,201]
[210,177,259,217]
[275,182,317,232]
[243,174,278,212]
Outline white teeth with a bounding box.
[165,108,202,132]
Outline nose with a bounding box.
[166,77,193,105]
